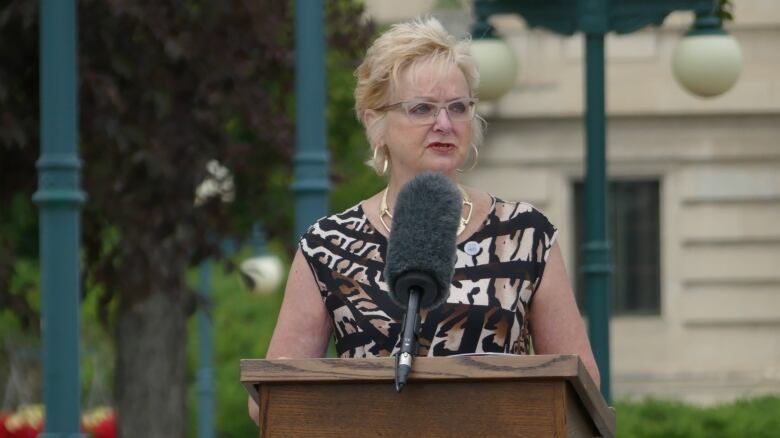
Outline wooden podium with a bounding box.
[241,354,615,437]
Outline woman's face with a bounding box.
[376,62,472,181]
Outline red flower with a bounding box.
[1,412,11,438]
[2,405,44,438]
[82,407,116,438]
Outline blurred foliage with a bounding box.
[326,45,385,214]
[184,248,287,437]
[0,260,114,411]
[0,193,39,332]
[717,0,734,22]
[616,396,780,438]
[0,246,277,436]
[0,0,375,326]
[0,0,376,433]
[0,0,379,432]
[324,21,384,213]
[434,0,467,10]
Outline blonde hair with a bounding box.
[354,17,485,174]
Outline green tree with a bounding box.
[0,0,373,436]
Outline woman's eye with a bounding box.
[409,103,434,115]
[449,101,468,114]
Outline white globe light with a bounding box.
[239,256,284,295]
[672,33,742,98]
[470,38,518,101]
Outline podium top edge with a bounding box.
[239,354,581,383]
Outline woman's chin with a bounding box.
[418,157,464,175]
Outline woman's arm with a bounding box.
[248,248,332,425]
[265,249,332,358]
[529,242,601,388]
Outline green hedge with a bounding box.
[616,396,780,438]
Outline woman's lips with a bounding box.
[427,142,456,152]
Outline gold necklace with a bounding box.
[379,185,473,236]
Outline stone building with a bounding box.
[364,0,780,404]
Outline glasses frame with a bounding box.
[377,97,479,125]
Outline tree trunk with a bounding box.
[116,290,187,438]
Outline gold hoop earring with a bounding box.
[457,144,479,173]
[372,146,389,176]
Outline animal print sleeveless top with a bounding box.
[299,196,558,358]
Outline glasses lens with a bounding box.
[406,102,436,120]
[447,99,472,121]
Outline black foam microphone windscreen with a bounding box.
[384,171,461,311]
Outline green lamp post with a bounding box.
[471,0,740,403]
[34,0,86,435]
[291,0,329,241]
[196,257,215,438]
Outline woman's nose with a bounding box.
[432,107,453,132]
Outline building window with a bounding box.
[573,180,661,315]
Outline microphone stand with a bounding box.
[395,286,422,392]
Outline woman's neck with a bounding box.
[384,171,459,210]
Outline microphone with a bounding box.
[384,171,461,392]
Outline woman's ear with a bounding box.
[363,109,385,149]
[363,108,379,127]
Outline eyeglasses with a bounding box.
[377,97,478,125]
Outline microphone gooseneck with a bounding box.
[384,172,461,392]
[395,285,422,392]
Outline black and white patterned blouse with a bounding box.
[299,196,558,358]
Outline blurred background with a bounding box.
[1,0,778,437]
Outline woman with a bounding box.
[250,17,599,423]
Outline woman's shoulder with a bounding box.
[301,202,371,241]
[299,202,385,268]
[481,195,559,263]
[489,196,555,228]
[316,202,365,225]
